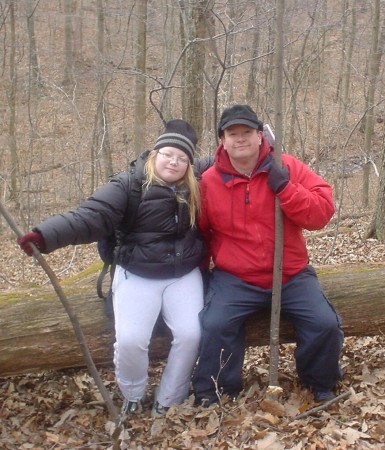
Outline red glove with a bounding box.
[17,231,46,256]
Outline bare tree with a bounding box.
[284,2,318,158]
[366,127,385,240]
[365,2,385,240]
[179,0,207,137]
[159,0,179,121]
[198,3,224,140]
[333,0,357,200]
[362,0,383,207]
[63,0,75,87]
[133,0,147,156]
[26,0,41,95]
[314,0,327,175]
[90,0,112,190]
[221,2,241,105]
[334,0,349,104]
[73,0,83,61]
[245,2,261,106]
[7,0,18,202]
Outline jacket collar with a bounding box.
[215,137,273,177]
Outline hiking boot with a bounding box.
[314,389,335,403]
[194,396,219,407]
[151,400,169,418]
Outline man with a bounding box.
[193,104,343,406]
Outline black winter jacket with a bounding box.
[35,151,210,279]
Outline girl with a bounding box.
[18,119,207,419]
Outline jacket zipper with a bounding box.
[245,182,250,204]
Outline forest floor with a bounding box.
[1,212,385,449]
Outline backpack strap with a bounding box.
[120,163,142,232]
[96,261,110,299]
[96,164,143,299]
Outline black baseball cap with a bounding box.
[218,104,263,136]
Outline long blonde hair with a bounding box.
[143,150,201,226]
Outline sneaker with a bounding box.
[314,389,335,403]
[118,398,143,425]
[151,400,169,418]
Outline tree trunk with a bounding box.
[8,1,18,202]
[362,0,382,207]
[1,264,385,376]
[366,130,385,240]
[314,0,327,175]
[158,0,178,121]
[365,8,385,240]
[133,0,147,156]
[26,0,42,95]
[180,0,205,136]
[245,4,260,107]
[63,0,75,88]
[334,0,356,199]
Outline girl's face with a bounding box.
[154,147,189,184]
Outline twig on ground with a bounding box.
[210,348,232,405]
[292,389,352,421]
[0,272,16,286]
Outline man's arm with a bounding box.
[194,155,214,177]
[277,156,335,231]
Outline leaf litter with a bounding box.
[1,334,384,449]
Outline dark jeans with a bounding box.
[192,266,344,403]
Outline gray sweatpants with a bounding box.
[112,265,203,407]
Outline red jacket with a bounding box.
[199,138,335,288]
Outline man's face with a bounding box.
[221,124,262,162]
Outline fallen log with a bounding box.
[1,263,385,376]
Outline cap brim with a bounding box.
[221,119,260,130]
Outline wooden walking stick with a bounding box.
[0,201,119,422]
[266,0,285,397]
[263,123,284,397]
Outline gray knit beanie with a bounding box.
[154,119,197,163]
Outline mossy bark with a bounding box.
[1,263,385,376]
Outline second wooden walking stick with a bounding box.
[0,201,119,422]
